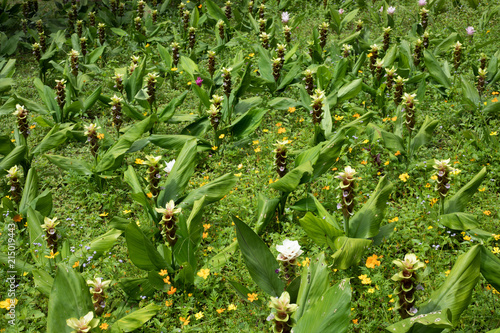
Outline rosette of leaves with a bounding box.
[391,254,425,319]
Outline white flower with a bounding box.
[84,123,100,136]
[6,166,20,179]
[338,8,344,14]
[164,159,176,174]
[387,6,396,15]
[87,277,111,294]
[418,0,427,6]
[66,311,99,333]
[379,6,383,13]
[155,200,182,216]
[466,26,475,36]
[268,291,298,315]
[281,12,290,24]
[276,239,303,262]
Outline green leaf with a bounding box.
[157,44,172,70]
[0,145,26,177]
[254,194,280,234]
[33,269,54,297]
[87,45,105,64]
[19,168,39,215]
[158,91,188,122]
[417,245,481,326]
[349,175,393,238]
[114,303,161,332]
[480,245,500,292]
[47,264,94,333]
[294,253,330,321]
[438,212,479,231]
[233,216,284,297]
[205,0,229,25]
[268,97,300,110]
[337,78,362,102]
[45,154,93,176]
[331,237,372,269]
[148,134,210,151]
[125,59,146,103]
[125,222,171,272]
[461,75,480,108]
[228,279,262,305]
[385,308,453,333]
[410,117,439,155]
[173,197,206,270]
[270,161,313,193]
[180,173,237,208]
[366,123,405,154]
[299,212,343,247]
[444,167,486,214]
[191,84,210,108]
[294,279,351,333]
[180,56,199,80]
[206,240,238,271]
[27,207,49,266]
[32,124,73,157]
[257,46,275,83]
[277,63,302,91]
[229,108,267,140]
[96,117,151,173]
[424,50,451,89]
[83,86,102,111]
[157,139,197,208]
[67,229,123,267]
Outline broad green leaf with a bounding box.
[45,155,93,176]
[118,278,155,300]
[87,45,105,64]
[148,134,210,151]
[19,168,39,215]
[32,124,73,157]
[277,63,302,91]
[349,176,393,238]
[444,167,486,214]
[229,108,267,140]
[227,279,262,305]
[67,228,123,267]
[294,279,351,333]
[83,86,102,111]
[33,269,54,297]
[206,240,238,271]
[0,145,26,177]
[173,197,206,270]
[192,84,210,108]
[158,91,188,121]
[96,116,151,173]
[205,0,229,25]
[385,308,453,333]
[47,264,94,333]
[254,193,280,234]
[299,212,343,247]
[410,117,439,155]
[270,161,313,193]
[294,253,330,321]
[424,50,451,89]
[124,59,146,103]
[258,46,275,83]
[157,44,172,70]
[180,56,199,80]
[27,207,48,266]
[337,78,362,102]
[310,194,341,229]
[114,303,161,332]
[125,222,170,272]
[180,173,237,208]
[157,139,197,208]
[0,251,34,274]
[461,75,480,108]
[233,216,284,297]
[268,97,300,110]
[417,245,481,326]
[366,123,405,154]
[438,212,479,231]
[480,245,500,292]
[331,237,372,269]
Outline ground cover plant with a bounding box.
[1,0,500,332]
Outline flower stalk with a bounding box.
[453,41,462,71]
[337,166,357,235]
[87,278,111,316]
[304,69,314,95]
[274,140,288,178]
[221,67,232,97]
[41,217,59,251]
[55,79,66,111]
[319,22,329,49]
[84,123,100,157]
[208,51,216,77]
[267,292,298,333]
[225,1,232,20]
[413,39,423,66]
[155,200,182,247]
[110,95,124,133]
[383,27,391,52]
[98,23,106,45]
[13,104,29,139]
[144,155,162,198]
[6,166,22,203]
[391,254,425,319]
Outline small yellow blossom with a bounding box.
[288,107,296,113]
[484,210,492,216]
[228,304,237,311]
[219,134,225,139]
[171,67,178,71]
[72,261,80,268]
[479,187,486,192]
[490,132,498,136]
[399,173,410,182]
[492,247,500,254]
[367,288,375,293]
[100,323,109,330]
[394,151,401,156]
[247,293,258,302]
[165,300,173,307]
[212,146,218,151]
[278,127,286,134]
[216,308,226,314]
[135,158,144,164]
[445,270,451,277]
[197,268,210,280]
[463,235,472,241]
[195,311,204,320]
[358,274,371,284]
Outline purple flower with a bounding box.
[387,6,396,15]
[466,26,475,36]
[196,77,203,87]
[338,8,344,14]
[379,6,384,13]
[281,12,290,24]
[418,0,427,6]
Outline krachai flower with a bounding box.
[276,239,303,262]
[466,26,475,36]
[164,159,176,174]
[66,311,99,333]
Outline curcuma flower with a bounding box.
[84,123,101,157]
[274,140,289,178]
[391,253,425,319]
[310,89,325,125]
[387,6,396,15]
[268,291,298,333]
[13,104,29,138]
[144,155,162,198]
[66,311,99,333]
[281,12,290,24]
[466,26,475,36]
[164,159,176,174]
[6,166,21,203]
[41,217,60,251]
[433,159,455,197]
[87,278,111,315]
[338,166,357,217]
[155,200,182,247]
[403,93,417,134]
[276,239,303,284]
